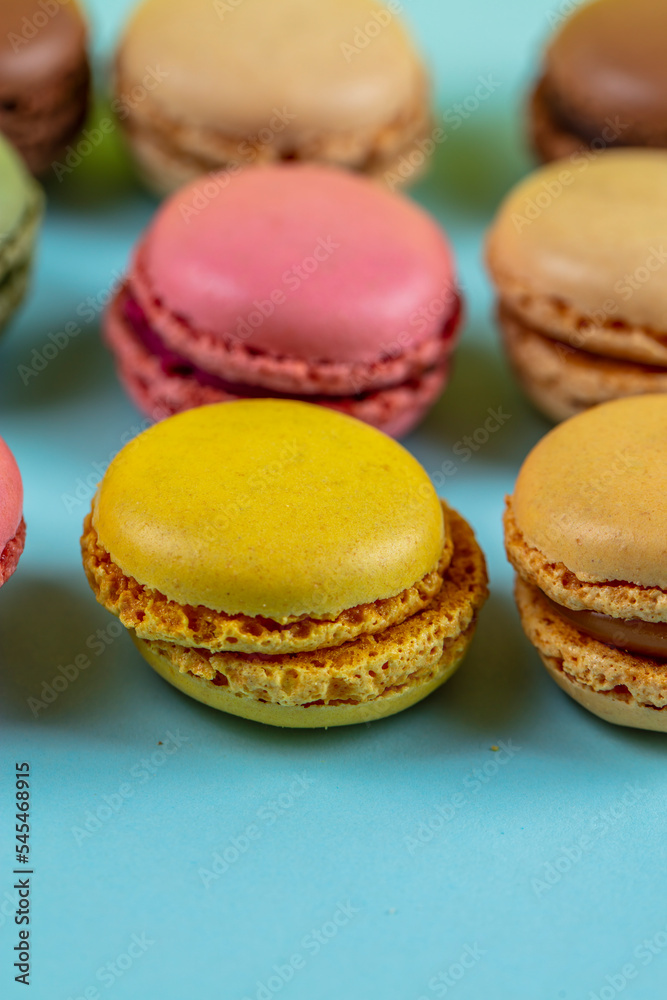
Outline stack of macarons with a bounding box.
[113,0,432,193]
[104,163,462,438]
[0,0,663,745]
[0,436,25,590]
[0,0,90,176]
[81,400,489,727]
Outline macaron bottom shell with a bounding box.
[120,92,433,198]
[500,308,667,422]
[105,283,458,438]
[516,577,667,734]
[104,504,488,729]
[131,629,471,728]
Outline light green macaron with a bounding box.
[0,135,43,334]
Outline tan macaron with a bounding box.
[504,395,667,732]
[486,149,667,422]
[114,0,432,194]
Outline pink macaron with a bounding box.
[105,164,462,437]
[0,436,24,588]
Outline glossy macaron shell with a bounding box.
[512,395,667,590]
[487,149,667,334]
[118,0,425,137]
[133,163,457,366]
[544,0,667,134]
[93,400,445,621]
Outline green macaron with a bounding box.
[0,134,43,334]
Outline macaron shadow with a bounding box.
[478,619,667,759]
[413,104,530,221]
[0,575,129,732]
[428,590,538,734]
[409,334,546,463]
[550,687,667,757]
[0,315,111,415]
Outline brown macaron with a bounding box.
[0,0,90,176]
[504,395,667,733]
[530,0,667,162]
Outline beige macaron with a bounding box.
[486,148,667,421]
[114,0,432,194]
[504,395,667,732]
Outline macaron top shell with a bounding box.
[512,395,667,590]
[118,0,425,135]
[0,0,87,89]
[0,133,36,246]
[545,0,667,131]
[0,435,23,554]
[134,164,456,365]
[93,400,445,621]
[487,149,667,332]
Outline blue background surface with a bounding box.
[1,1,666,998]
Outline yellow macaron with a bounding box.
[504,394,667,732]
[81,400,488,727]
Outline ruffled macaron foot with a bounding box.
[0,436,25,590]
[0,517,26,587]
[515,577,667,733]
[85,503,487,728]
[499,305,667,422]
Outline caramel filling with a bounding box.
[543,593,667,660]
